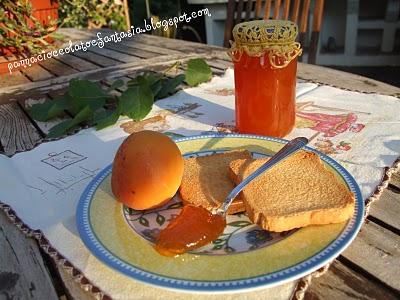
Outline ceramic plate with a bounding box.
[76,134,364,293]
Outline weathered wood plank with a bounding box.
[304,260,399,300]
[57,28,400,97]
[104,43,159,59]
[121,40,183,55]
[0,102,43,156]
[102,76,131,92]
[69,28,183,56]
[134,34,220,55]
[206,59,233,70]
[215,54,400,96]
[341,220,400,291]
[0,70,31,88]
[72,51,120,67]
[54,53,99,72]
[0,211,58,300]
[39,59,78,77]
[369,187,400,230]
[0,52,209,104]
[297,63,400,97]
[21,65,54,82]
[63,27,222,53]
[88,47,141,63]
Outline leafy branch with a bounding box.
[29,58,212,138]
[0,0,60,56]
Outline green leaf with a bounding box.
[150,80,163,98]
[107,79,124,92]
[94,109,121,130]
[185,58,212,87]
[155,74,185,100]
[119,85,154,121]
[70,106,94,126]
[69,78,108,101]
[46,120,73,139]
[47,106,93,138]
[67,79,107,115]
[128,73,161,88]
[29,97,68,122]
[143,73,162,86]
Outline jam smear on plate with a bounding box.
[155,205,226,256]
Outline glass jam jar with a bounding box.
[229,20,302,137]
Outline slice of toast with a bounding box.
[179,149,252,214]
[229,151,355,232]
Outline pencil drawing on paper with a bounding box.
[26,166,100,195]
[41,150,87,170]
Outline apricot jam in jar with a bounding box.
[229,20,302,137]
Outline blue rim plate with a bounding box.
[76,133,364,293]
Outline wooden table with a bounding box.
[1,29,399,300]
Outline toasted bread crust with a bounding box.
[179,149,252,214]
[229,151,355,232]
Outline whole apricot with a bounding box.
[111,130,183,210]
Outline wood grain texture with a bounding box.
[304,260,399,300]
[0,102,42,156]
[54,54,99,72]
[104,42,159,59]
[39,59,78,77]
[21,65,54,82]
[369,186,400,230]
[206,59,233,70]
[63,27,183,56]
[0,212,58,300]
[88,47,142,63]
[120,40,183,55]
[210,54,400,97]
[72,51,120,67]
[0,52,213,105]
[132,32,222,53]
[297,63,400,96]
[0,71,31,88]
[341,220,400,291]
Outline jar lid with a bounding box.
[229,20,302,69]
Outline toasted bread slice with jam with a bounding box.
[229,151,355,232]
[179,149,252,214]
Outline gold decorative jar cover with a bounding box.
[229,20,302,69]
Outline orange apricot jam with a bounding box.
[229,20,302,138]
[233,52,297,137]
[155,205,226,256]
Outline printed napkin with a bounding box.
[0,69,399,299]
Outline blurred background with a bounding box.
[1,0,399,86]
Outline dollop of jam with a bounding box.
[155,205,226,256]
